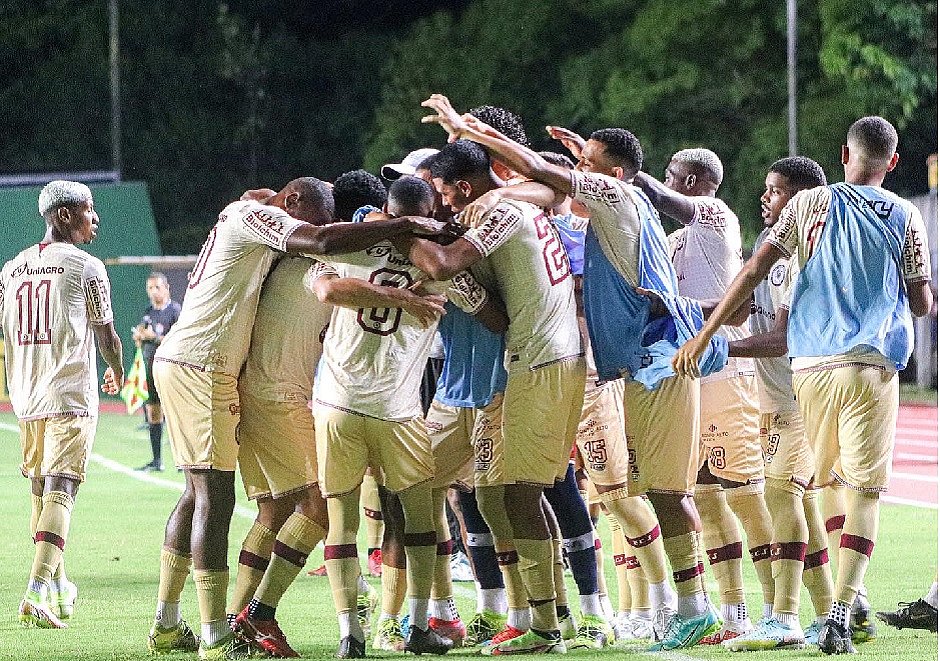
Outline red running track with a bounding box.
[887,404,938,509]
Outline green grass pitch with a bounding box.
[0,412,936,659]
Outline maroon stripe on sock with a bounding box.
[323,543,358,560]
[825,515,845,533]
[840,534,874,558]
[673,562,705,583]
[750,544,773,562]
[803,549,829,570]
[626,525,661,548]
[770,542,807,562]
[239,549,270,571]
[403,531,437,547]
[437,539,454,556]
[496,550,519,566]
[34,531,65,550]
[364,507,384,521]
[613,553,626,566]
[273,540,309,568]
[706,541,742,565]
[624,556,641,570]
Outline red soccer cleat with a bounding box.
[234,606,299,658]
[430,616,467,647]
[367,549,383,577]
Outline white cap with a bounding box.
[38,180,93,216]
[381,148,440,180]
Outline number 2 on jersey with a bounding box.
[533,213,571,285]
[16,279,52,345]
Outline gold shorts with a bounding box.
[760,409,814,493]
[19,415,97,482]
[476,359,585,488]
[623,375,701,496]
[427,400,475,492]
[313,404,434,497]
[238,392,318,500]
[700,375,763,484]
[471,394,506,487]
[153,361,240,471]
[792,365,898,492]
[575,380,632,488]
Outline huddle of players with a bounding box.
[2,97,930,660]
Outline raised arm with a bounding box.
[313,274,447,329]
[92,322,124,394]
[421,95,574,195]
[672,241,785,376]
[633,171,698,226]
[285,216,447,257]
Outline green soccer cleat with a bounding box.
[357,586,378,639]
[489,629,566,655]
[373,616,406,651]
[722,617,805,651]
[198,632,252,660]
[558,611,577,641]
[465,610,507,646]
[567,614,614,649]
[647,605,721,651]
[148,619,200,654]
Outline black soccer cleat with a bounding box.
[404,624,453,655]
[336,635,366,659]
[876,599,939,633]
[817,620,857,655]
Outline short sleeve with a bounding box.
[903,206,931,282]
[766,194,803,258]
[461,202,525,258]
[302,260,340,293]
[83,258,114,325]
[446,270,489,314]
[570,171,632,213]
[240,204,306,252]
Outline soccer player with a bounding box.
[672,116,933,654]
[715,156,834,651]
[132,272,181,472]
[422,96,732,651]
[399,136,586,655]
[228,246,446,657]
[634,149,775,642]
[147,177,449,660]
[877,579,939,633]
[1,180,124,628]
[312,175,493,659]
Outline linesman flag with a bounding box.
[120,347,150,414]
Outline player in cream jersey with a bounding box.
[402,137,584,653]
[636,150,774,642]
[147,177,453,660]
[2,181,123,630]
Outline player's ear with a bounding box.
[56,205,71,226]
[612,166,624,181]
[685,173,696,189]
[285,191,301,209]
[457,180,473,198]
[886,152,900,172]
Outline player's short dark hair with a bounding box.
[847,116,898,163]
[286,176,335,219]
[388,176,435,217]
[147,271,168,285]
[590,128,643,171]
[469,105,530,147]
[332,170,387,221]
[416,152,439,173]
[430,140,491,184]
[539,151,575,170]
[769,156,827,190]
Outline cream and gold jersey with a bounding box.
[1,243,113,420]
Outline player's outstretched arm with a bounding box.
[700,296,752,327]
[462,183,565,228]
[421,94,573,195]
[313,274,446,329]
[633,171,698,226]
[546,126,587,161]
[92,322,124,394]
[286,216,447,257]
[672,241,783,377]
[728,306,789,358]
[399,236,484,282]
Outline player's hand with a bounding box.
[403,292,447,328]
[461,189,503,228]
[101,367,121,395]
[672,335,708,379]
[421,94,467,141]
[546,126,586,160]
[635,286,668,318]
[241,188,277,202]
